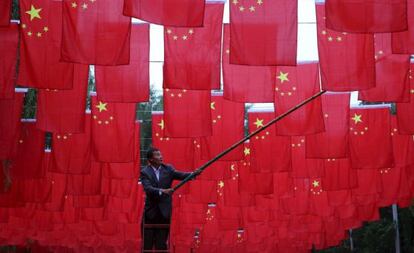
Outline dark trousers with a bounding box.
[142,208,170,251]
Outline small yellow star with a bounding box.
[95,101,108,112]
[254,118,264,128]
[82,3,88,9]
[336,36,342,41]
[182,35,188,40]
[226,49,230,54]
[218,181,224,188]
[249,6,255,12]
[21,24,26,29]
[277,71,289,83]
[173,35,178,40]
[36,32,42,37]
[71,2,77,8]
[188,29,194,34]
[244,147,250,156]
[27,31,32,36]
[158,120,165,130]
[210,102,216,110]
[257,0,263,5]
[166,29,172,34]
[90,0,96,2]
[312,180,320,187]
[351,113,362,124]
[239,6,245,11]
[232,0,238,4]
[43,26,49,32]
[328,36,333,41]
[25,5,42,21]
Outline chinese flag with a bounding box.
[0,92,23,159]
[163,3,223,90]
[164,89,212,137]
[67,161,102,195]
[18,0,74,89]
[0,24,18,99]
[291,136,325,178]
[200,94,244,161]
[91,95,137,162]
[0,0,11,26]
[325,0,407,33]
[359,33,411,103]
[49,114,92,175]
[229,0,297,66]
[95,23,149,103]
[306,92,350,158]
[392,0,414,54]
[396,63,414,134]
[222,24,274,103]
[274,63,325,136]
[316,3,375,91]
[123,0,205,27]
[36,64,88,133]
[61,0,131,65]
[349,108,394,169]
[248,112,292,173]
[322,158,358,191]
[390,115,414,167]
[352,169,382,204]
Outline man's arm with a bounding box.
[170,166,194,181]
[140,170,162,197]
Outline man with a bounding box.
[141,147,199,251]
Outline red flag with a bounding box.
[391,115,414,167]
[316,3,375,91]
[322,159,357,191]
[0,24,18,99]
[325,0,407,33]
[0,0,11,26]
[352,169,382,204]
[274,63,325,135]
[18,0,74,89]
[248,112,292,173]
[91,95,137,162]
[0,92,23,159]
[349,107,394,169]
[200,94,244,161]
[396,63,414,134]
[67,161,102,196]
[306,92,350,158]
[222,24,274,103]
[392,1,414,54]
[123,0,205,27]
[95,23,149,103]
[229,0,297,66]
[61,0,131,65]
[163,3,223,90]
[359,33,410,102]
[164,89,212,137]
[36,64,88,133]
[291,136,325,178]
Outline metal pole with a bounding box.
[172,90,327,192]
[349,229,354,252]
[392,204,401,253]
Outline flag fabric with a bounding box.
[390,116,414,167]
[396,63,414,134]
[163,89,212,137]
[291,136,325,178]
[322,158,358,191]
[0,92,23,159]
[0,0,11,26]
[67,160,102,196]
[0,24,18,99]
[123,0,205,27]
[91,95,137,162]
[325,0,408,33]
[36,64,88,133]
[61,0,131,65]
[274,63,325,136]
[95,23,149,103]
[163,3,223,90]
[348,108,394,169]
[200,93,244,161]
[392,0,414,54]
[316,3,375,91]
[359,33,411,103]
[18,0,74,89]
[229,0,297,66]
[306,92,350,158]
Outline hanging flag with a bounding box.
[390,116,414,167]
[396,63,414,134]
[164,89,212,137]
[0,0,11,26]
[348,108,394,169]
[18,0,74,89]
[61,0,131,65]
[229,0,297,66]
[316,3,375,91]
[0,24,18,99]
[91,95,136,162]
[325,0,407,33]
[306,92,350,158]
[36,64,88,133]
[359,33,411,102]
[95,23,149,103]
[291,136,325,178]
[123,0,205,27]
[163,3,223,90]
[0,93,23,159]
[274,63,325,135]
[67,161,102,195]
[322,158,358,191]
[392,1,414,54]
[200,93,244,161]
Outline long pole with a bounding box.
[172,90,326,192]
[392,204,401,253]
[349,229,354,252]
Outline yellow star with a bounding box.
[232,0,238,4]
[218,181,224,188]
[43,26,49,32]
[27,31,33,36]
[244,147,250,156]
[166,29,172,34]
[90,0,96,2]
[182,35,188,40]
[336,36,342,42]
[249,6,255,12]
[312,180,320,187]
[239,6,245,11]
[188,29,194,34]
[257,0,263,5]
[21,24,26,29]
[36,32,42,37]
[351,113,362,124]
[210,102,216,110]
[277,71,289,83]
[158,120,164,130]
[25,5,42,21]
[95,101,108,112]
[173,35,178,40]
[254,118,264,128]
[71,2,77,8]
[328,36,333,41]
[82,3,88,9]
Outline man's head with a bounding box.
[147,147,163,167]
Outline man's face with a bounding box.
[149,150,163,167]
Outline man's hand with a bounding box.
[160,188,174,195]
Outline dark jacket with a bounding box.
[140,164,191,220]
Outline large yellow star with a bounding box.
[244,147,250,156]
[210,102,216,110]
[95,101,108,112]
[158,120,165,130]
[254,118,264,128]
[277,71,289,83]
[312,180,320,187]
[352,113,362,124]
[25,5,42,21]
